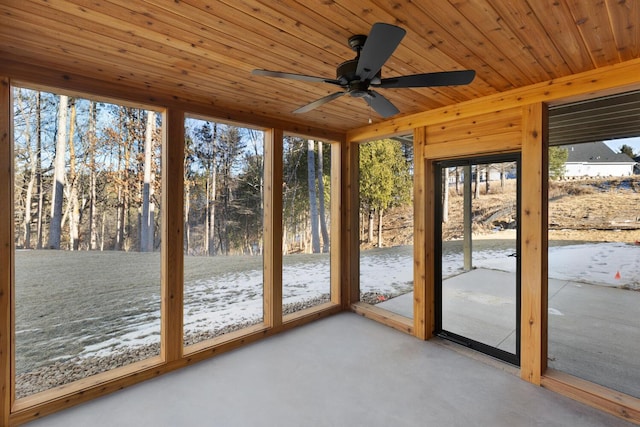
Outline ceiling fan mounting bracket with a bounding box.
[348,34,367,52]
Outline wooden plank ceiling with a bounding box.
[0,0,639,136]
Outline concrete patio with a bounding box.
[24,312,634,426]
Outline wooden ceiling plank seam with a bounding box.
[27,2,360,110]
[398,0,533,89]
[115,0,347,82]
[0,25,296,112]
[564,0,621,67]
[604,0,640,61]
[446,0,554,84]
[365,0,515,91]
[486,0,573,77]
[58,0,345,86]
[0,4,358,120]
[525,0,595,72]
[144,0,350,78]
[0,2,258,86]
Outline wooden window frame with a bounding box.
[1,80,342,425]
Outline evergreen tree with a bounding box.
[359,139,411,247]
[548,146,568,179]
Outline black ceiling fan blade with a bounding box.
[364,91,400,118]
[376,70,476,88]
[356,23,406,82]
[252,69,342,86]
[293,91,346,114]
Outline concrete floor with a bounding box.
[25,312,634,427]
[379,268,640,399]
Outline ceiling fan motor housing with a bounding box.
[336,58,381,97]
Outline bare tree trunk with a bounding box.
[485,164,491,194]
[500,163,506,190]
[16,92,35,249]
[100,211,106,251]
[455,167,460,195]
[307,139,320,253]
[207,123,218,256]
[68,99,80,251]
[184,181,191,254]
[88,101,99,250]
[316,141,329,253]
[36,93,44,249]
[368,209,374,243]
[140,111,154,252]
[48,94,68,249]
[443,167,449,223]
[377,208,384,248]
[474,164,480,199]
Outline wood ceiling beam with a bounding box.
[347,57,640,142]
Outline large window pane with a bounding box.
[282,137,331,315]
[13,88,162,398]
[183,118,264,347]
[547,139,640,398]
[359,138,414,318]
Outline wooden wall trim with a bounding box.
[412,127,431,339]
[0,75,13,427]
[519,103,548,385]
[347,57,640,143]
[542,369,640,424]
[0,59,345,143]
[161,108,185,362]
[263,128,283,328]
[351,302,414,335]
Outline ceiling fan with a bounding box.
[252,23,476,118]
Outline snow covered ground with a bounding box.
[14,241,640,372]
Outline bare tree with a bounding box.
[307,139,320,253]
[68,98,81,251]
[140,110,155,252]
[88,101,99,250]
[474,164,480,199]
[316,141,329,253]
[15,90,36,249]
[442,167,449,223]
[48,95,68,249]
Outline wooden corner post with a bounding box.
[342,140,360,309]
[161,108,185,362]
[520,102,549,384]
[330,141,342,306]
[0,75,13,426]
[413,127,433,339]
[263,128,283,328]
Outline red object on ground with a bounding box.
[615,271,621,280]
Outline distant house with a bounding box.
[562,141,637,178]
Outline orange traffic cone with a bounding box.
[615,271,621,280]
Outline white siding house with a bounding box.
[562,141,637,178]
